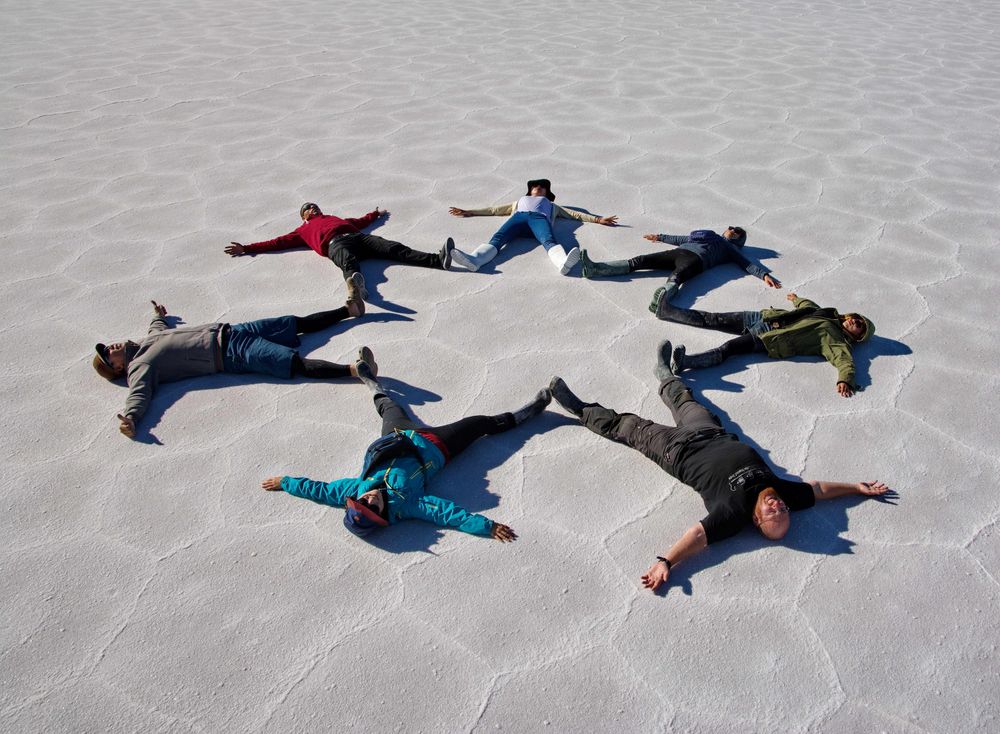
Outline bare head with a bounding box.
[752,487,791,540]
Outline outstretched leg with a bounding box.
[425,389,551,460]
[551,377,685,472]
[653,296,752,334]
[672,333,765,373]
[291,356,352,379]
[358,233,443,270]
[657,375,723,431]
[294,305,352,334]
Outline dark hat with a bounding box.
[343,496,389,537]
[92,343,118,381]
[300,202,319,217]
[526,179,556,201]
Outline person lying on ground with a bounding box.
[548,341,893,592]
[226,202,455,302]
[262,363,551,540]
[448,178,617,275]
[653,291,874,397]
[93,299,369,438]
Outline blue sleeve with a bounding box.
[281,476,366,508]
[410,494,494,537]
[725,242,770,278]
[657,234,689,245]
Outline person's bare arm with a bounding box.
[811,480,891,501]
[640,522,708,591]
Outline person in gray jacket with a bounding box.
[93,300,372,438]
[580,227,780,307]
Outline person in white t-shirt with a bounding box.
[447,179,618,275]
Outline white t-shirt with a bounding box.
[515,195,554,222]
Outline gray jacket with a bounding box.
[124,315,225,421]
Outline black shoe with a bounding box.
[654,339,673,381]
[512,388,552,425]
[549,377,586,417]
[441,237,455,270]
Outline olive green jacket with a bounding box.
[758,296,874,388]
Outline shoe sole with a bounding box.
[357,346,378,377]
[442,237,455,270]
[450,249,479,272]
[348,273,369,301]
[560,248,581,275]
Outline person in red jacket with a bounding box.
[225,202,455,302]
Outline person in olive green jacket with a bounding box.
[654,291,875,397]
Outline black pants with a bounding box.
[375,395,515,460]
[579,377,722,472]
[627,248,703,281]
[328,232,441,279]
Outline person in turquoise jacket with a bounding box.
[262,359,551,540]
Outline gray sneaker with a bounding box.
[347,272,368,301]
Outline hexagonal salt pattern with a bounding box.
[3,0,999,730]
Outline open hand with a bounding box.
[261,476,284,491]
[225,242,246,257]
[858,480,890,496]
[643,234,660,242]
[491,522,517,542]
[449,207,471,217]
[117,413,136,438]
[763,274,782,289]
[640,560,670,591]
[598,215,618,226]
[837,381,855,398]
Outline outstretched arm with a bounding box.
[644,233,689,246]
[450,203,516,217]
[640,522,708,591]
[811,480,892,501]
[228,230,306,256]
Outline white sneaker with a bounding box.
[561,246,580,275]
[451,243,498,272]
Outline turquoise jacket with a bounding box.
[280,430,494,537]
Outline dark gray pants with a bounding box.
[579,377,722,472]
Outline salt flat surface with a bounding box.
[2,0,999,731]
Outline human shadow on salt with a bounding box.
[126,313,412,445]
[649,385,899,598]
[363,401,564,555]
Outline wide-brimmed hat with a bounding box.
[343,496,389,537]
[526,179,556,201]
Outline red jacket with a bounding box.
[245,210,380,256]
